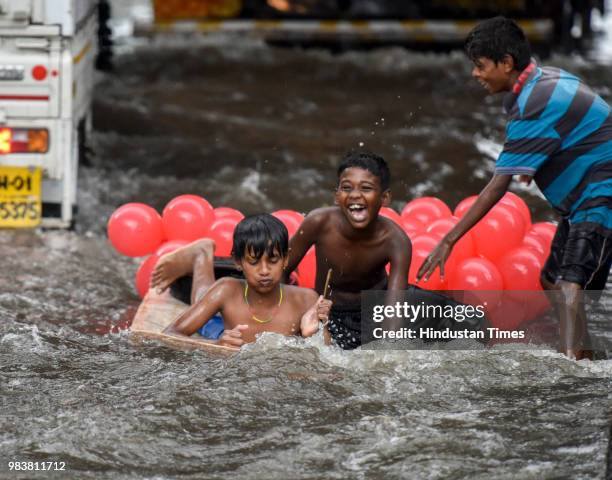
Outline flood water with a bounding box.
[2,25,612,480]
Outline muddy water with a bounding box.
[1,35,612,479]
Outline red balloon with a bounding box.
[134,240,189,298]
[214,207,244,222]
[426,216,476,264]
[107,203,164,257]
[155,239,189,257]
[297,247,316,289]
[401,197,452,226]
[488,295,528,331]
[135,255,159,298]
[272,210,304,238]
[453,195,477,218]
[162,195,214,242]
[472,204,526,262]
[500,192,531,233]
[401,217,425,239]
[209,217,238,257]
[409,234,452,290]
[448,257,503,312]
[531,222,557,245]
[496,247,543,301]
[522,232,549,264]
[379,207,403,226]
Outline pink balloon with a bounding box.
[448,257,503,312]
[409,233,453,290]
[426,216,476,264]
[401,197,452,226]
[134,240,189,298]
[496,247,543,296]
[214,207,244,222]
[401,217,425,239]
[531,222,557,244]
[453,195,478,218]
[522,232,549,264]
[379,207,403,226]
[455,194,531,236]
[155,239,189,257]
[107,203,164,257]
[209,217,239,257]
[472,204,526,262]
[272,210,304,238]
[500,192,531,233]
[135,255,159,298]
[162,195,214,242]
[297,247,316,289]
[488,295,528,331]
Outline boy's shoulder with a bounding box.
[377,214,411,245]
[304,206,341,224]
[283,284,318,308]
[212,276,243,296]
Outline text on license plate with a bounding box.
[0,166,41,227]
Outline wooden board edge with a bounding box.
[130,328,239,356]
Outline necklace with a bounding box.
[243,283,283,324]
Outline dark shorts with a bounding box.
[328,308,362,350]
[542,219,612,296]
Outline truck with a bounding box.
[0,0,98,228]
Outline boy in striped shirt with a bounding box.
[418,16,611,360]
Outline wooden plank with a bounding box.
[130,290,238,356]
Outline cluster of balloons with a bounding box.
[108,192,557,330]
[384,193,556,330]
[107,195,315,298]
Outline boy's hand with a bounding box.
[301,296,333,337]
[417,238,452,282]
[219,324,248,348]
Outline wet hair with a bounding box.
[337,151,391,191]
[464,16,531,72]
[232,213,288,261]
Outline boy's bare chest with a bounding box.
[222,300,302,340]
[317,234,387,271]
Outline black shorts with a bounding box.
[328,308,361,350]
[541,219,612,295]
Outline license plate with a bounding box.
[0,166,41,227]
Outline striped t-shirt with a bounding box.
[496,60,612,235]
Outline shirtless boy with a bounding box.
[151,214,332,348]
[286,151,412,350]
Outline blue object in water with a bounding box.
[198,314,224,340]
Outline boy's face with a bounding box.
[471,55,515,94]
[238,247,287,294]
[335,167,390,229]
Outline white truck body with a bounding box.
[0,0,97,227]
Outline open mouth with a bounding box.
[347,203,368,222]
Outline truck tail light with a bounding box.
[0,128,49,154]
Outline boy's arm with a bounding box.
[286,210,324,274]
[300,290,332,338]
[387,229,411,292]
[417,174,512,281]
[163,279,230,339]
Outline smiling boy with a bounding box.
[418,17,612,360]
[152,214,331,348]
[286,151,412,349]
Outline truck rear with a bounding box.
[0,0,97,228]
